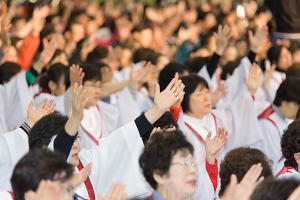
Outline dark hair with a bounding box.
[139,131,194,189]
[184,57,209,73]
[0,62,21,84]
[29,112,68,149]
[86,46,109,63]
[250,178,300,200]
[133,48,160,65]
[181,74,209,113]
[39,63,68,92]
[11,148,73,200]
[158,61,189,91]
[273,78,300,106]
[286,64,300,78]
[219,147,272,196]
[221,59,241,80]
[267,45,283,65]
[142,111,179,144]
[81,63,102,83]
[281,120,300,169]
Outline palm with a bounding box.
[246,63,261,95]
[153,73,185,111]
[205,128,228,155]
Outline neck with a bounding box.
[186,111,207,119]
[157,186,187,200]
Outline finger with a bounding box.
[39,98,48,110]
[28,100,34,113]
[206,132,212,141]
[155,82,160,96]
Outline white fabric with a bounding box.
[79,101,119,150]
[252,109,290,172]
[277,168,300,181]
[263,70,285,102]
[0,128,29,191]
[34,93,65,115]
[76,121,151,199]
[0,191,13,200]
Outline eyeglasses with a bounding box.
[171,160,198,168]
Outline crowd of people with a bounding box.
[1,0,300,199]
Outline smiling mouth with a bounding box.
[186,180,197,186]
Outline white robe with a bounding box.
[178,87,262,199]
[75,121,150,199]
[0,191,13,200]
[263,70,285,103]
[276,166,300,181]
[34,92,65,115]
[0,128,29,191]
[252,105,291,172]
[79,101,119,150]
[0,72,37,130]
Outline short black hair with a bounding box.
[273,77,300,106]
[181,74,209,113]
[39,63,68,92]
[86,46,109,63]
[250,178,300,200]
[133,48,160,65]
[11,148,73,200]
[81,63,102,83]
[29,112,68,149]
[281,120,300,169]
[184,57,209,73]
[220,59,241,80]
[158,61,189,91]
[286,64,300,78]
[0,62,21,84]
[219,147,272,197]
[139,131,194,189]
[267,45,283,65]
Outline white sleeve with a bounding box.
[79,121,151,199]
[0,191,13,200]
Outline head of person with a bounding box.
[86,46,109,63]
[281,120,300,170]
[273,78,300,119]
[11,149,74,200]
[181,74,211,118]
[132,24,153,48]
[158,61,189,91]
[0,62,21,84]
[70,22,85,43]
[267,45,292,71]
[139,131,197,200]
[81,63,102,108]
[39,63,68,96]
[28,112,80,166]
[250,178,300,200]
[219,147,273,197]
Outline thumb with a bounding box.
[206,132,212,141]
[155,82,160,95]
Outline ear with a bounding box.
[153,171,168,186]
[48,80,57,92]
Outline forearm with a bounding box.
[64,114,82,136]
[101,80,130,97]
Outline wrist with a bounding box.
[206,152,217,165]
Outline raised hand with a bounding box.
[154,73,185,111]
[70,64,85,87]
[26,99,56,127]
[70,163,92,187]
[246,63,261,96]
[215,25,231,55]
[205,128,228,164]
[98,183,127,200]
[249,26,269,53]
[222,163,264,200]
[65,83,88,136]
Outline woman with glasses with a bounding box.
[139,129,227,200]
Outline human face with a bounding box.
[49,75,66,96]
[281,101,300,120]
[156,150,198,199]
[69,137,80,167]
[83,80,101,107]
[188,85,212,118]
[278,47,292,71]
